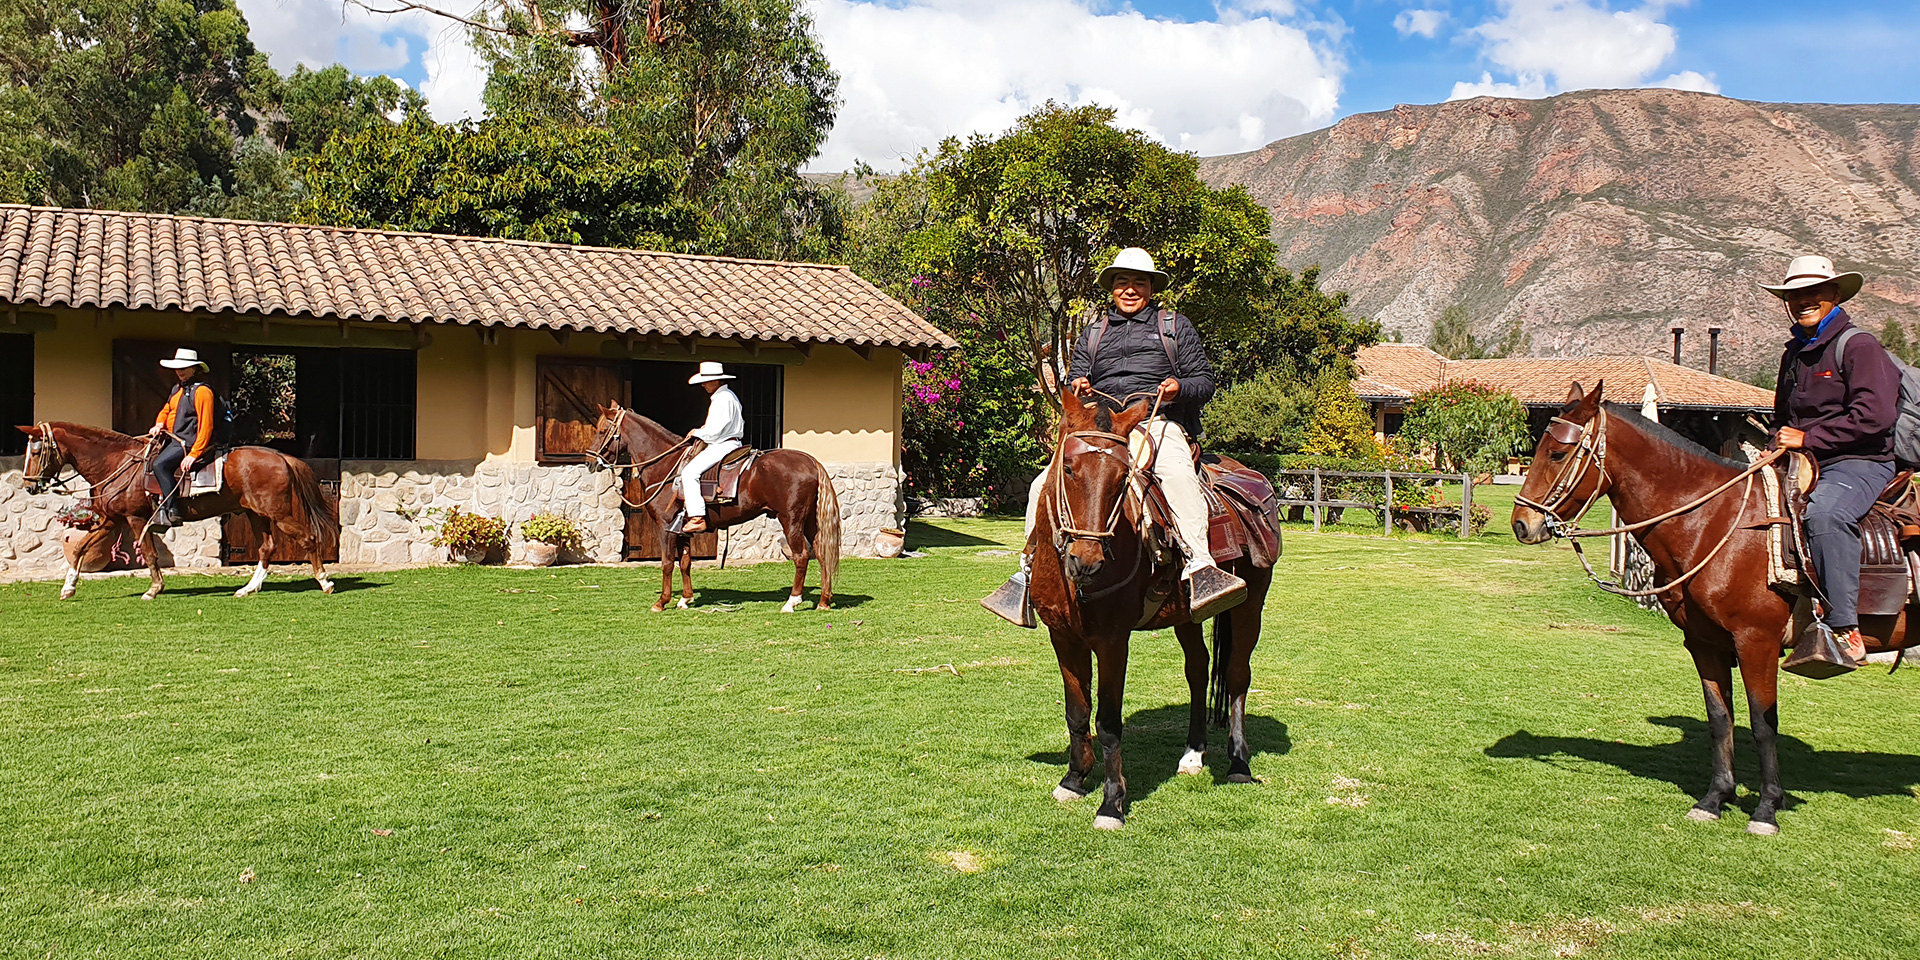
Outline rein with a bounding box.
[587,405,696,509]
[25,424,156,503]
[1517,406,1788,598]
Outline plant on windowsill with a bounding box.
[426,506,509,564]
[518,512,582,567]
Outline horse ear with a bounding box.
[15,424,38,437]
[595,402,609,417]
[1590,380,1605,404]
[1564,382,1585,406]
[1110,398,1154,437]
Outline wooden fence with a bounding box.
[1269,468,1478,539]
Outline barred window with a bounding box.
[0,333,30,456]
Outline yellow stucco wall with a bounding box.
[20,309,903,465]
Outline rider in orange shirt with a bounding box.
[146,348,218,527]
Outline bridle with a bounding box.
[585,403,696,510]
[1512,406,1610,538]
[1047,390,1163,592]
[22,423,79,495]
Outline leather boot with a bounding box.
[1186,564,1247,621]
[981,554,1035,628]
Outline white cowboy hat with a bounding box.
[1096,247,1169,293]
[687,361,735,384]
[1759,255,1864,303]
[159,348,209,370]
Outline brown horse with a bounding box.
[1030,394,1275,829]
[584,404,840,613]
[18,423,339,600]
[1511,383,1918,835]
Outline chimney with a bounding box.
[1708,327,1722,376]
[1671,326,1684,365]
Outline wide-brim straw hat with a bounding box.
[159,347,208,370]
[1760,255,1864,303]
[1096,247,1170,293]
[688,361,735,384]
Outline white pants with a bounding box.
[680,438,742,518]
[1025,417,1214,574]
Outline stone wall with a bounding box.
[0,455,904,577]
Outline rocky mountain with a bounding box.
[1197,89,1920,380]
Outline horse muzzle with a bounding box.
[1510,506,1553,545]
[24,480,46,495]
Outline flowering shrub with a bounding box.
[54,504,103,529]
[519,512,582,548]
[1397,381,1529,476]
[424,506,509,553]
[900,315,1044,503]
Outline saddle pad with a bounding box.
[187,453,227,496]
[1759,460,1799,588]
[1761,453,1914,615]
[1201,461,1282,569]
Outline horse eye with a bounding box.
[1549,451,1568,462]
[1063,462,1075,478]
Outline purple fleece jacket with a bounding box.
[1772,308,1900,463]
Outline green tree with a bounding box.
[1302,374,1381,461]
[1200,366,1318,456]
[1429,304,1528,360]
[294,119,704,250]
[1884,319,1917,365]
[269,65,428,155]
[1397,381,1530,476]
[921,102,1276,409]
[1212,265,1381,387]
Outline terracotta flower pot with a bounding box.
[62,525,118,573]
[874,527,906,559]
[524,541,560,567]
[450,544,490,564]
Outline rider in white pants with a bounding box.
[680,362,745,533]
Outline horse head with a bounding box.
[1052,393,1154,585]
[1512,380,1610,544]
[16,424,65,495]
[584,403,625,473]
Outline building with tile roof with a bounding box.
[0,206,956,577]
[1354,343,1775,460]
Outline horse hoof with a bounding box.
[1685,807,1722,823]
[319,581,335,595]
[1177,750,1205,775]
[676,598,690,610]
[1226,772,1254,784]
[1092,815,1124,830]
[815,602,830,611]
[1747,820,1780,836]
[58,590,75,600]
[651,602,667,613]
[780,597,803,613]
[1052,785,1087,803]
[141,591,158,601]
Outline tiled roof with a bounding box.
[1354,344,1774,411]
[0,205,956,350]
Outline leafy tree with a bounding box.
[269,65,428,155]
[921,102,1276,409]
[1200,366,1318,456]
[1429,304,1528,360]
[1396,381,1530,476]
[1212,265,1381,387]
[295,119,704,250]
[1301,373,1381,461]
[1884,319,1918,365]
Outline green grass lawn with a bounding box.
[2,519,1916,959]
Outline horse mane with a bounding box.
[54,421,140,447]
[619,407,683,449]
[1602,404,1746,470]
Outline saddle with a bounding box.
[138,451,229,500]
[697,445,759,506]
[1136,452,1283,570]
[1764,452,1920,617]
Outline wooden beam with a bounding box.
[743,339,760,357]
[548,327,570,346]
[5,305,15,325]
[792,340,812,358]
[680,336,697,355]
[850,343,873,362]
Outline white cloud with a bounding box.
[1393,9,1448,39]
[236,0,487,122]
[806,0,1344,171]
[1448,0,1717,100]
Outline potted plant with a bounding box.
[518,512,582,567]
[427,506,508,564]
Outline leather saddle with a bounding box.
[698,445,759,506]
[1780,454,1920,617]
[138,450,229,500]
[1135,451,1283,570]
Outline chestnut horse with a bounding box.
[18,423,339,600]
[1511,383,1918,835]
[584,404,839,612]
[1031,394,1274,829]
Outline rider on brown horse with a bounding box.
[679,361,744,534]
[146,348,223,528]
[987,247,1247,626]
[1767,255,1903,670]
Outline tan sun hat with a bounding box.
[158,347,208,370]
[687,361,734,384]
[1760,255,1864,303]
[1096,247,1169,293]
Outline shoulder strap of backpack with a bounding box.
[1833,326,1864,370]
[1157,307,1178,370]
[1083,313,1112,372]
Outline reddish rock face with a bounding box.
[1199,88,1920,379]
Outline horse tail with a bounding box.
[284,454,339,556]
[1209,606,1233,728]
[811,458,841,591]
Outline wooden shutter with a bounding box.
[538,358,627,462]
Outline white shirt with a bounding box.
[692,384,745,444]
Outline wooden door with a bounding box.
[538,358,627,462]
[222,460,341,563]
[113,340,228,435]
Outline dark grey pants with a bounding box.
[1805,457,1898,630]
[151,435,185,502]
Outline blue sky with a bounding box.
[238,0,1920,171]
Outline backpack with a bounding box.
[1082,306,1179,374]
[1832,327,1920,468]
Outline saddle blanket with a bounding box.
[187,453,227,496]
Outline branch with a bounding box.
[343,0,520,35]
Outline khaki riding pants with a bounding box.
[1025,416,1214,573]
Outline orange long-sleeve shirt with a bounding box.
[155,382,216,459]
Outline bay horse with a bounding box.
[18,423,340,600]
[584,404,840,613]
[1511,382,1918,835]
[1030,393,1274,829]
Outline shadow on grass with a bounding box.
[156,575,379,597]
[1485,715,1920,807]
[684,586,873,609]
[1025,703,1291,801]
[904,521,1006,549]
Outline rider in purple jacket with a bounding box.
[1768,255,1900,668]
